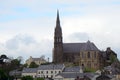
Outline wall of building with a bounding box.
[26,56,46,66]
[37,69,62,78]
[22,73,36,78]
[79,51,100,70]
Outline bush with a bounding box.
[84,67,96,72]
[36,77,44,80]
[0,68,8,80]
[21,76,33,80]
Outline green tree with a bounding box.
[23,63,28,68]
[36,77,44,80]
[84,67,96,72]
[29,62,38,68]
[21,76,33,80]
[0,68,8,80]
[110,54,117,64]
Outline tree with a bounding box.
[29,62,39,68]
[17,56,23,64]
[84,67,96,72]
[110,54,118,64]
[36,77,44,80]
[21,76,33,80]
[0,68,8,80]
[23,63,28,68]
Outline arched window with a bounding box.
[82,52,84,58]
[59,38,61,42]
[82,64,84,67]
[88,52,90,58]
[94,52,96,58]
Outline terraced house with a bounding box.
[22,64,83,79]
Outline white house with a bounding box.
[54,66,83,80]
[21,64,83,79]
[22,68,37,78]
[37,64,65,78]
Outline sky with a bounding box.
[0,0,120,62]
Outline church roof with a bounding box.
[63,41,99,53]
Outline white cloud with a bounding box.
[0,0,120,61]
[0,34,53,62]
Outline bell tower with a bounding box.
[53,10,63,63]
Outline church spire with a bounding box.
[53,10,63,63]
[56,10,60,26]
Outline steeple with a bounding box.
[55,10,62,37]
[53,10,63,63]
[56,10,60,27]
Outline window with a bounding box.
[55,71,57,73]
[51,75,53,78]
[94,52,96,58]
[46,71,48,74]
[82,52,84,58]
[51,71,53,73]
[82,64,84,67]
[59,38,61,42]
[59,71,61,73]
[87,52,90,58]
[41,71,43,74]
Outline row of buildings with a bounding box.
[9,63,120,80]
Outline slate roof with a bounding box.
[22,68,37,73]
[63,66,81,73]
[9,70,22,76]
[96,74,114,79]
[32,58,46,61]
[56,73,84,78]
[56,72,100,79]
[63,41,99,53]
[104,66,120,74]
[38,64,65,70]
[84,73,100,79]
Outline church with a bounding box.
[53,11,117,70]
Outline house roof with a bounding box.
[22,68,37,73]
[63,41,99,53]
[38,64,65,70]
[56,73,84,78]
[32,58,46,61]
[9,70,22,76]
[96,74,114,79]
[63,66,81,73]
[104,65,120,75]
[84,73,100,79]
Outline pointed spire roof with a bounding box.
[56,10,60,25]
[55,10,62,37]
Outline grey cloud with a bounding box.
[3,34,53,62]
[5,34,36,50]
[67,32,89,42]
